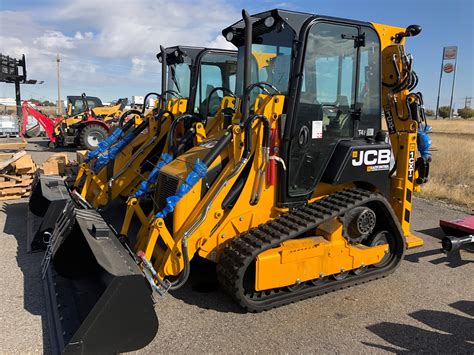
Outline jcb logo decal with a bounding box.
[352,149,391,167]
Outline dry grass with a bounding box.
[428,119,474,134]
[418,119,474,211]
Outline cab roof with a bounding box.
[222,9,372,46]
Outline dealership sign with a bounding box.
[443,46,458,60]
[443,63,454,73]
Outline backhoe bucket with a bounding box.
[29,174,71,252]
[43,200,158,353]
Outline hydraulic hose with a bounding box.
[118,109,143,127]
[142,92,163,114]
[168,129,233,290]
[167,113,204,156]
[243,114,270,160]
[204,86,236,121]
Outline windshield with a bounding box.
[167,62,191,99]
[235,26,294,105]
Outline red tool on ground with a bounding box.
[440,215,474,252]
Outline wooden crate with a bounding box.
[0,150,37,201]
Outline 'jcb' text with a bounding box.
[352,149,391,167]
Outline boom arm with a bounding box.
[373,23,430,248]
[21,101,61,143]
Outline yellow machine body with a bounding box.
[76,98,187,208]
[139,21,427,295]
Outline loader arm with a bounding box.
[373,23,430,248]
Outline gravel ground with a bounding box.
[0,138,472,353]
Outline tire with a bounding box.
[79,124,108,150]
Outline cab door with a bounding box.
[286,22,381,198]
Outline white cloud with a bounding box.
[0,1,241,100]
[205,35,237,50]
[131,57,146,76]
[34,30,75,49]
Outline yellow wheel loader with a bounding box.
[41,9,432,353]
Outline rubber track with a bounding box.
[216,188,405,312]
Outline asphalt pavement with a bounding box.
[0,138,472,353]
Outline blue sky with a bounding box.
[1,0,472,110]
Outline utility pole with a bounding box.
[448,49,458,119]
[435,50,444,119]
[56,53,62,115]
[465,96,472,109]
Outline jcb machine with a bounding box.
[29,45,237,252]
[21,94,127,150]
[42,9,431,353]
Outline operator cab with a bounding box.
[67,95,103,117]
[159,46,238,120]
[223,9,387,206]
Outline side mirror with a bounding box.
[405,25,422,37]
[394,24,422,43]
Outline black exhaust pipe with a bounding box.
[240,9,253,124]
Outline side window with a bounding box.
[357,29,381,135]
[196,64,223,115]
[87,100,99,109]
[73,100,84,115]
[196,52,237,117]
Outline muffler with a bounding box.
[42,200,158,353]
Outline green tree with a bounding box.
[425,109,434,116]
[438,106,451,118]
[458,107,474,119]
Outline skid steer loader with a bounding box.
[42,8,432,353]
[29,46,237,253]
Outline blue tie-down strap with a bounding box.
[417,124,432,160]
[93,132,136,171]
[133,153,173,198]
[155,159,207,219]
[85,127,123,163]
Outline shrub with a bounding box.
[458,107,474,119]
[438,106,451,118]
[425,109,434,116]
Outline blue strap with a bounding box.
[133,153,173,198]
[154,159,207,219]
[85,127,123,163]
[417,124,432,160]
[93,132,136,171]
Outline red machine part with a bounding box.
[21,101,61,143]
[267,127,278,186]
[440,216,474,236]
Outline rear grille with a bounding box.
[155,172,180,211]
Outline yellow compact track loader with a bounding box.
[42,9,432,353]
[29,46,237,253]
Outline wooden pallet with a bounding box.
[0,150,36,201]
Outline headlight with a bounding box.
[264,16,275,28]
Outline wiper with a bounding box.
[170,67,181,94]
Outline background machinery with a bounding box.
[21,93,127,150]
[39,8,431,353]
